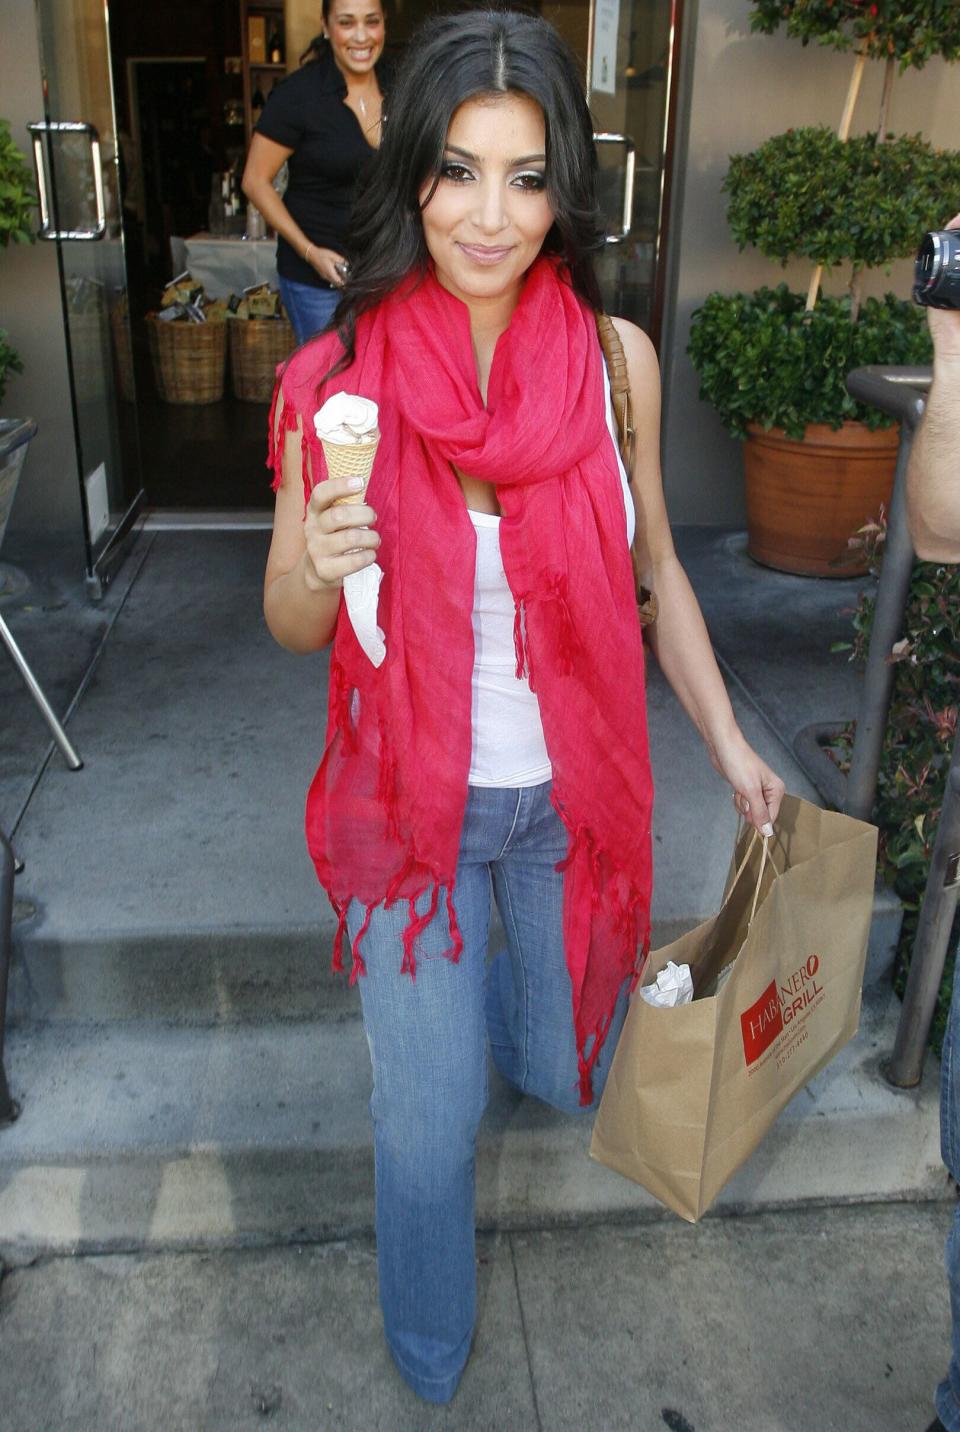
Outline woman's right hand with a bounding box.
[301,476,380,591]
[305,245,350,288]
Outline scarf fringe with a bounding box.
[513,580,578,689]
[331,901,348,974]
[551,791,651,1104]
[329,874,462,987]
[348,902,373,985]
[578,1009,615,1106]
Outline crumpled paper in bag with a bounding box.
[638,960,694,1008]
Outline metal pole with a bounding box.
[843,367,930,822]
[0,827,20,1125]
[844,427,917,819]
[886,737,960,1087]
[0,612,82,771]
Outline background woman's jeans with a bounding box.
[278,274,339,345]
[937,970,960,1430]
[346,781,630,1404]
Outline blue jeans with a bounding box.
[937,965,960,1430]
[346,781,630,1404]
[278,274,339,345]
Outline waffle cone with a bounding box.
[322,431,380,504]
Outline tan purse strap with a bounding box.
[595,313,635,474]
[595,313,657,627]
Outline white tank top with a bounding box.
[468,368,635,788]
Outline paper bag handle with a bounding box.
[728,825,774,928]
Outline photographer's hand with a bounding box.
[908,212,960,563]
[926,213,960,359]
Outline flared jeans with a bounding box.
[346,780,630,1403]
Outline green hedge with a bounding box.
[724,128,960,269]
[687,285,932,438]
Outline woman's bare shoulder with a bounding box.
[608,316,660,380]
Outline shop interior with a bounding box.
[104,0,671,511]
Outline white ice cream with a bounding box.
[314,392,379,444]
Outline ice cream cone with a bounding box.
[321,430,380,505]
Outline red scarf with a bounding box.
[269,257,654,1103]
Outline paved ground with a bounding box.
[0,524,950,1431]
[0,1202,952,1431]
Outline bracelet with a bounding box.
[304,242,314,264]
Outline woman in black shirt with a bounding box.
[242,0,387,343]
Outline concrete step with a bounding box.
[0,988,944,1260]
[8,881,903,1026]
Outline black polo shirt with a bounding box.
[255,47,388,287]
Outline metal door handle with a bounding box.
[593,132,636,244]
[27,120,106,240]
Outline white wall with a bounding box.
[660,0,960,524]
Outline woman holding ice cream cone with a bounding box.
[242,0,388,343]
[263,10,784,1405]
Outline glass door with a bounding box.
[588,0,681,346]
[29,0,144,598]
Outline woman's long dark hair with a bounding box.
[327,9,606,378]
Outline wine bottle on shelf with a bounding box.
[252,83,265,123]
[268,25,283,64]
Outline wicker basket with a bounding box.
[228,316,296,403]
[146,316,227,404]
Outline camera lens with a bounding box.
[914,229,960,310]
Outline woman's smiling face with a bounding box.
[419,92,555,308]
[324,0,385,78]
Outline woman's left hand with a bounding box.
[710,732,786,837]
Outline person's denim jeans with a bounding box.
[346,781,630,1404]
[937,965,960,1430]
[278,274,339,345]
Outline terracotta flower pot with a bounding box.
[743,421,900,577]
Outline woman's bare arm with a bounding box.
[264,410,381,653]
[241,132,348,288]
[612,317,785,834]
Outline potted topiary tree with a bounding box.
[0,116,38,567]
[0,116,36,407]
[688,2,960,576]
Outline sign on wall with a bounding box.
[591,0,621,96]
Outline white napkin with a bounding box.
[344,562,386,668]
[314,392,385,668]
[638,960,694,1008]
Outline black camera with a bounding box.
[914,229,960,309]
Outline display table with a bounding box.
[169,233,278,299]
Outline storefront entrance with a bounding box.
[30,0,682,545]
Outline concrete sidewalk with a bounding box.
[0,523,952,1430]
[0,526,947,1257]
[0,1203,953,1431]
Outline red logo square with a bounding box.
[740,979,784,1066]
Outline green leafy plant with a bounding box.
[0,117,35,407]
[830,517,960,1051]
[0,328,23,408]
[725,129,960,269]
[688,285,931,438]
[0,118,36,248]
[688,3,958,434]
[749,0,960,69]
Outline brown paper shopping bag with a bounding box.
[590,795,878,1222]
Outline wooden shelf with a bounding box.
[240,0,286,145]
